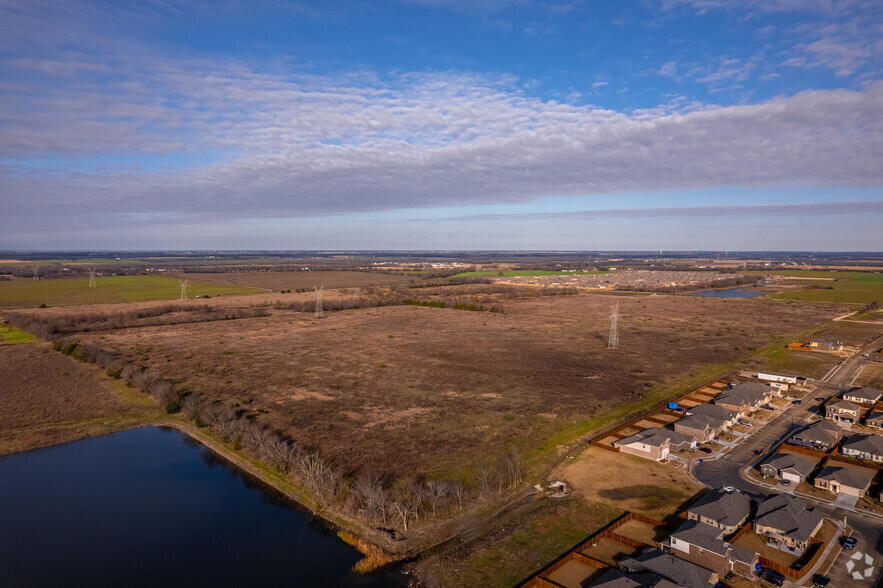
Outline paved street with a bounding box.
[692,336,883,586]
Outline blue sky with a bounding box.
[1,0,882,251]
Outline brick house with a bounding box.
[686,488,752,535]
[814,464,876,497]
[826,399,862,423]
[666,520,758,578]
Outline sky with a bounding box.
[1,0,882,251]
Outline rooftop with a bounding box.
[619,548,715,587]
[762,452,816,477]
[842,433,883,456]
[842,386,882,403]
[754,494,824,545]
[688,488,752,527]
[816,465,875,490]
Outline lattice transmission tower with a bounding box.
[89,268,97,288]
[314,284,325,319]
[32,265,39,280]
[608,302,620,349]
[178,278,189,300]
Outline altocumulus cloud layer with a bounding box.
[4,59,883,222]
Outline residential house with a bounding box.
[814,464,876,497]
[712,382,771,416]
[619,548,718,586]
[673,414,720,443]
[760,453,816,484]
[613,427,697,462]
[591,568,677,588]
[753,494,824,552]
[808,337,843,352]
[841,433,883,463]
[665,520,757,578]
[789,420,843,452]
[842,386,882,406]
[866,411,883,430]
[826,399,862,424]
[685,403,739,428]
[686,488,752,534]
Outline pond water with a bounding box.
[0,427,406,587]
[687,287,768,298]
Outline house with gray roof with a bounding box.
[613,427,697,462]
[685,403,738,428]
[841,433,883,463]
[673,414,720,443]
[789,420,842,452]
[814,464,876,497]
[760,452,817,484]
[686,488,752,534]
[712,382,771,415]
[591,568,679,588]
[665,520,757,578]
[808,337,843,352]
[826,399,862,423]
[619,548,717,586]
[842,386,882,406]
[753,494,824,552]
[866,411,883,430]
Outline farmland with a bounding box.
[182,270,409,290]
[63,292,841,479]
[748,270,883,305]
[0,275,261,309]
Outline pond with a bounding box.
[687,287,768,298]
[0,427,406,587]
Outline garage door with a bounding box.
[783,472,802,483]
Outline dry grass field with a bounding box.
[182,271,408,290]
[68,293,840,479]
[0,342,151,454]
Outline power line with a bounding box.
[608,302,620,349]
[178,278,189,300]
[314,284,325,319]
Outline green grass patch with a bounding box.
[452,270,614,277]
[0,275,262,308]
[0,323,36,344]
[743,270,883,305]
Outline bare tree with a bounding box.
[476,460,495,499]
[391,501,413,532]
[425,480,450,517]
[450,480,468,510]
[181,394,202,420]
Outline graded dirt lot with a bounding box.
[68,292,841,479]
[182,271,408,290]
[0,342,150,454]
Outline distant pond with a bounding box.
[0,427,406,587]
[687,288,769,298]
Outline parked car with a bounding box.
[759,567,786,586]
[763,404,773,410]
[699,447,713,454]
[780,479,791,486]
[841,536,858,549]
[812,574,830,587]
[742,421,753,427]
[722,486,735,492]
[793,399,801,405]
[862,353,870,358]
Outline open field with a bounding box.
[0,275,262,309]
[64,293,842,479]
[752,271,883,305]
[856,363,883,388]
[0,342,156,454]
[812,320,883,347]
[752,347,840,380]
[181,271,409,290]
[453,270,613,277]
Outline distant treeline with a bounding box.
[614,274,762,294]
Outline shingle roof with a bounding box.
[669,520,728,556]
[867,411,883,424]
[714,382,770,407]
[674,413,720,432]
[688,488,752,527]
[828,400,861,412]
[685,403,738,423]
[592,568,642,588]
[791,420,841,446]
[615,427,696,450]
[619,548,715,587]
[842,433,883,457]
[843,386,882,403]
[816,465,874,490]
[762,453,815,477]
[754,494,823,544]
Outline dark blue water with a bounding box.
[0,427,405,588]
[687,288,768,298]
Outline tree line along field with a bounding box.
[0,275,263,309]
[61,292,841,480]
[452,269,614,277]
[180,271,409,290]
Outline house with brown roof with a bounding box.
[826,399,862,424]
[686,488,752,535]
[814,464,876,497]
[613,427,697,462]
[841,433,883,463]
[753,494,824,552]
[842,386,882,406]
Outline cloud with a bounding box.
[426,201,883,222]
[592,81,609,88]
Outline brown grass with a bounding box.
[0,342,152,454]
[66,292,840,479]
[182,271,408,290]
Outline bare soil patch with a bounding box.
[68,293,838,479]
